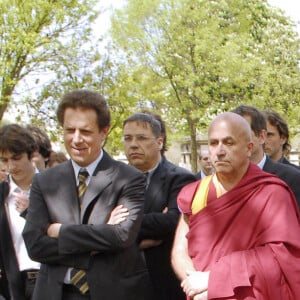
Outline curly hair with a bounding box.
[57,89,111,131]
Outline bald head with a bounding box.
[208,112,253,185]
[209,112,252,142]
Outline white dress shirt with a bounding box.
[6,177,40,271]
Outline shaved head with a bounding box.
[208,112,253,186]
[209,112,252,142]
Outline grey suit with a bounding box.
[23,151,153,300]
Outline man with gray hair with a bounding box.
[121,112,196,299]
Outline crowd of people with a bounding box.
[0,89,299,300]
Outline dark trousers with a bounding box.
[62,284,90,300]
[21,269,39,300]
[24,278,36,300]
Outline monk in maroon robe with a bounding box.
[171,112,300,300]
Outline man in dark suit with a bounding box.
[232,105,300,208]
[23,90,153,300]
[263,110,300,169]
[195,148,213,180]
[0,124,40,300]
[120,112,196,299]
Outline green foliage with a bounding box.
[0,0,99,121]
[2,0,299,170]
[110,0,300,171]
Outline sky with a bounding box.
[97,0,300,35]
[268,0,300,34]
[93,1,124,36]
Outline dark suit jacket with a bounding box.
[263,156,300,208]
[0,180,26,300]
[195,170,206,180]
[278,156,300,171]
[139,156,196,300]
[23,151,153,300]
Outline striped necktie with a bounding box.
[77,168,89,201]
[70,168,89,295]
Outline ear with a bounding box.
[157,137,164,150]
[247,141,254,158]
[259,129,267,145]
[100,126,109,136]
[280,135,287,145]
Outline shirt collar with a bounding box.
[8,176,21,197]
[8,168,39,196]
[147,161,160,175]
[257,153,267,169]
[201,170,207,178]
[144,160,160,182]
[71,150,103,179]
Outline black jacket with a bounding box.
[263,156,300,209]
[0,180,25,300]
[140,156,196,299]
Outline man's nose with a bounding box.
[73,130,83,143]
[7,161,16,172]
[216,143,225,155]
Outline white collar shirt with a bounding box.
[6,173,40,271]
[257,154,267,170]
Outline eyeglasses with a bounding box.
[122,134,157,144]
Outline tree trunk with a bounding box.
[188,117,198,173]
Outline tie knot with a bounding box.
[78,169,89,182]
[77,169,89,199]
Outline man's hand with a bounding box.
[139,239,162,249]
[162,207,168,213]
[107,205,129,225]
[139,206,168,249]
[193,291,208,300]
[13,191,29,213]
[139,206,167,249]
[181,270,209,298]
[47,223,62,238]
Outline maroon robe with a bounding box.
[178,163,300,299]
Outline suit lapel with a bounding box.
[80,152,114,221]
[145,163,166,212]
[57,161,81,224]
[263,156,276,174]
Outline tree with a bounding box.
[0,0,99,121]
[110,0,300,172]
[21,48,140,153]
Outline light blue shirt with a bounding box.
[71,150,103,185]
